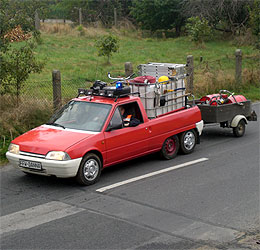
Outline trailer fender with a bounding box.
[231,115,248,128]
[196,120,204,136]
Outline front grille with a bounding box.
[20,151,45,159]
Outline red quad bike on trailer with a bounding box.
[196,90,257,137]
[6,73,204,186]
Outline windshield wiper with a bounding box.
[46,122,65,129]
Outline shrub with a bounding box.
[0,41,44,105]
[186,16,212,44]
[0,97,53,163]
[95,35,119,64]
[77,25,85,36]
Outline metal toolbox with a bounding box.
[138,62,186,79]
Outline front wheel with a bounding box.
[160,135,180,160]
[76,153,102,185]
[233,120,246,137]
[179,129,197,154]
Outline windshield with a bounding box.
[47,101,112,132]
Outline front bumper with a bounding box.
[6,152,82,178]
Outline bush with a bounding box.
[77,25,85,36]
[186,16,212,44]
[95,35,119,64]
[0,97,53,163]
[0,41,44,105]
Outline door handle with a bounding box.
[146,127,152,133]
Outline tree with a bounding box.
[95,35,119,64]
[48,0,126,27]
[0,0,45,102]
[48,0,90,22]
[2,42,44,103]
[183,0,254,35]
[130,0,185,36]
[186,16,212,43]
[248,0,260,49]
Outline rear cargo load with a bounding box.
[129,62,187,118]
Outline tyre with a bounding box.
[160,135,180,160]
[180,129,197,154]
[76,153,102,185]
[233,119,246,137]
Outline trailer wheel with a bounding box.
[180,129,197,154]
[233,119,246,137]
[160,135,179,160]
[76,153,102,185]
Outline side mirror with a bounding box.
[106,121,122,132]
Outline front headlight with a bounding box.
[45,151,71,161]
[8,143,20,154]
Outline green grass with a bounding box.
[8,29,259,100]
[20,31,259,101]
[27,33,257,78]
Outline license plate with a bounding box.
[19,160,42,170]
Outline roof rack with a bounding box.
[77,88,140,101]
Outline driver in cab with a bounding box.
[120,106,140,127]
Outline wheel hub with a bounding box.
[165,138,176,154]
[183,132,195,150]
[238,124,243,132]
[83,159,98,181]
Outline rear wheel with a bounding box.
[233,120,246,137]
[180,129,197,154]
[160,135,179,160]
[76,153,102,185]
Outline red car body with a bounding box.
[6,95,203,184]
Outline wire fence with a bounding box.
[190,53,260,96]
[1,53,259,114]
[0,78,89,108]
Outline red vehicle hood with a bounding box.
[12,125,95,155]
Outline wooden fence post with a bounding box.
[114,8,118,27]
[186,55,194,94]
[79,8,82,26]
[35,10,40,30]
[52,70,62,111]
[235,49,242,87]
[125,62,133,77]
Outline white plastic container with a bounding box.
[131,62,187,118]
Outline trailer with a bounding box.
[194,90,257,137]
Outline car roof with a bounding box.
[72,95,140,106]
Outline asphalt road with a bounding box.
[1,103,259,250]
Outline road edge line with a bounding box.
[96,157,209,193]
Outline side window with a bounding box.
[107,108,123,131]
[120,102,144,125]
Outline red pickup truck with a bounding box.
[6,87,203,185]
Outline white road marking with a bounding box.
[96,157,209,193]
[0,201,85,235]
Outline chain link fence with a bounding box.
[1,52,259,112]
[0,78,89,109]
